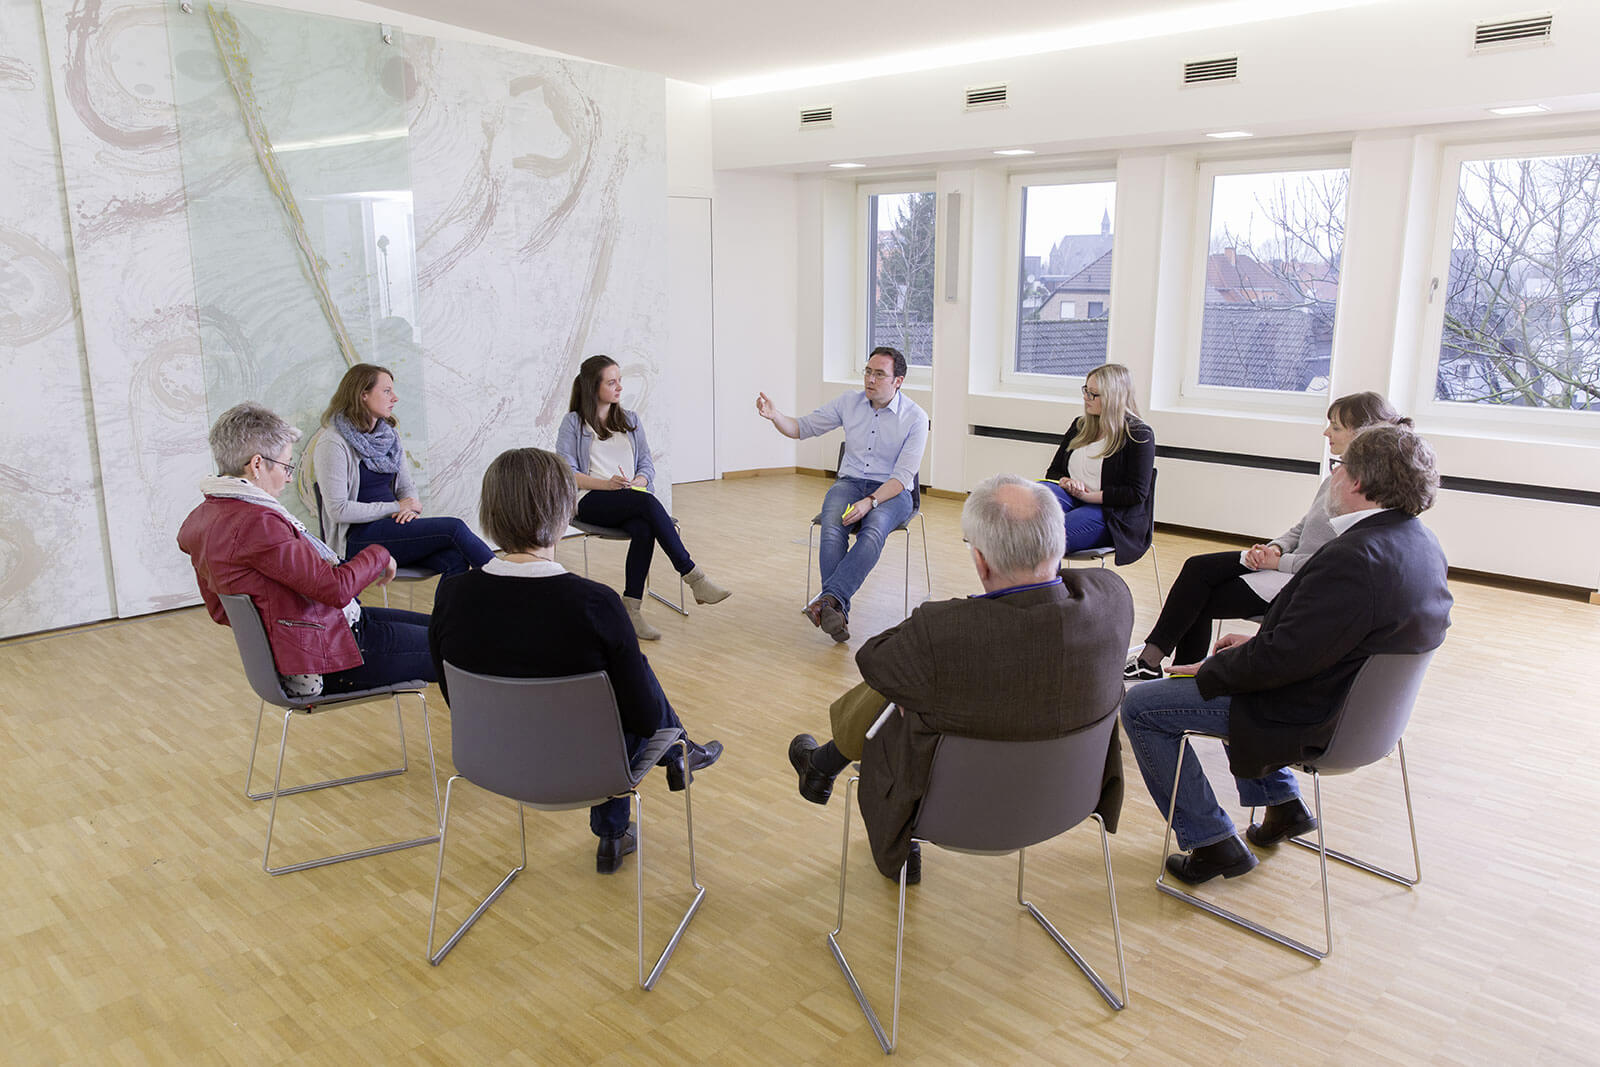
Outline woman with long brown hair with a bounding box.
[312,363,493,576]
[1042,362,1156,562]
[555,354,729,641]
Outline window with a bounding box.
[1012,179,1116,377]
[1191,163,1348,397]
[1434,151,1600,412]
[866,190,936,367]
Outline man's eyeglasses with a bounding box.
[1328,457,1344,471]
[1081,386,1101,400]
[263,456,297,477]
[863,367,895,382]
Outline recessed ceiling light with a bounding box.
[1488,104,1549,116]
[994,148,1036,156]
[1205,130,1254,140]
[828,162,866,169]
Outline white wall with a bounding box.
[703,2,1600,592]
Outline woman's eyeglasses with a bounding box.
[1081,386,1101,400]
[263,457,297,476]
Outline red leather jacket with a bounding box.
[177,497,391,675]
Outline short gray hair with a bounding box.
[961,473,1065,574]
[209,403,300,476]
[479,447,576,552]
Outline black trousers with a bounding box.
[1143,550,1271,664]
[575,489,693,600]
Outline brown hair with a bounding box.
[1341,425,1439,516]
[1327,391,1411,431]
[1069,363,1146,455]
[321,363,396,431]
[478,448,576,552]
[568,355,636,441]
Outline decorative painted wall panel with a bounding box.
[405,37,669,521]
[0,0,116,635]
[38,0,210,620]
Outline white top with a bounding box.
[1330,507,1388,536]
[482,557,567,578]
[579,431,636,500]
[1067,437,1110,492]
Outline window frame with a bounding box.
[1412,131,1600,441]
[1179,150,1352,416]
[999,167,1120,395]
[853,179,937,388]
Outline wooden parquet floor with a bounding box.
[3,473,1598,1064]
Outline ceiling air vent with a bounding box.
[1473,13,1553,51]
[1183,56,1238,85]
[964,83,1008,111]
[799,106,834,130]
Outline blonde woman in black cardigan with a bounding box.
[1042,363,1155,563]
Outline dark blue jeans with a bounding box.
[322,607,436,693]
[575,489,694,600]
[345,515,494,576]
[591,657,683,839]
[1043,482,1112,553]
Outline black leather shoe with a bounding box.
[1164,835,1258,884]
[1246,798,1318,847]
[665,739,724,792]
[596,824,637,874]
[788,733,836,805]
[886,842,921,886]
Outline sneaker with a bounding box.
[1124,656,1163,681]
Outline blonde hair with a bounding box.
[1069,363,1144,455]
[321,363,396,431]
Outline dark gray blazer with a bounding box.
[1197,509,1452,779]
[856,570,1134,877]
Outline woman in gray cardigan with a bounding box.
[556,355,729,641]
[311,363,494,576]
[1125,392,1411,679]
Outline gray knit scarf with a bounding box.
[333,413,402,474]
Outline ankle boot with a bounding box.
[684,566,730,605]
[623,596,662,641]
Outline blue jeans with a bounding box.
[345,515,494,576]
[591,657,682,839]
[322,607,436,693]
[1121,677,1300,851]
[1043,483,1111,553]
[817,476,915,615]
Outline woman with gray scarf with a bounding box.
[312,363,494,575]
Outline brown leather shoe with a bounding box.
[816,595,850,643]
[1246,798,1318,847]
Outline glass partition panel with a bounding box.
[168,1,423,511]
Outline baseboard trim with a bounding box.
[924,487,965,501]
[722,466,799,479]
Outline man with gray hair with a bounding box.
[788,473,1134,882]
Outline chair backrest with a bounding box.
[913,711,1118,854]
[1307,650,1436,774]
[442,663,634,806]
[295,427,325,520]
[218,593,295,708]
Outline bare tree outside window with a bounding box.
[1011,181,1117,375]
[1438,153,1600,412]
[868,192,936,366]
[1197,168,1348,394]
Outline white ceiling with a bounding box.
[374,0,1344,91]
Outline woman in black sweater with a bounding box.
[1042,362,1156,564]
[428,448,722,874]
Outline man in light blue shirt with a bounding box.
[757,346,929,642]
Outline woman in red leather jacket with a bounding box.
[178,402,434,697]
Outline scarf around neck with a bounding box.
[333,412,402,474]
[198,476,340,564]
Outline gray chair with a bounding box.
[828,709,1127,1054]
[312,483,438,610]
[1061,468,1163,604]
[218,594,441,876]
[806,444,931,617]
[565,519,688,616]
[427,664,706,990]
[1155,649,1435,959]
